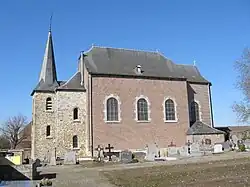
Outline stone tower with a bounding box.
[31,30,87,160]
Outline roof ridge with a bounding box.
[89,45,160,54]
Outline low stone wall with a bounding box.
[0,157,39,180]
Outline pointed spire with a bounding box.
[39,30,58,85]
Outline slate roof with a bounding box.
[83,46,210,84]
[57,72,86,91]
[186,121,225,135]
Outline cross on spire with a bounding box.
[49,13,53,32]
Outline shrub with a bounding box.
[239,144,246,152]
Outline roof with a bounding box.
[57,72,86,91]
[228,126,250,133]
[187,121,225,135]
[83,46,210,84]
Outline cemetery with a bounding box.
[1,138,250,186]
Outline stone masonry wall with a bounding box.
[31,92,57,160]
[56,91,87,158]
[187,134,225,145]
[32,91,87,160]
[188,83,212,126]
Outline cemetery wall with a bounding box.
[188,83,212,126]
[91,76,190,150]
[186,134,225,145]
[31,92,57,160]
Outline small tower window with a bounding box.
[46,125,51,137]
[46,97,52,111]
[73,135,78,148]
[73,108,78,120]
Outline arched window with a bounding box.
[73,108,78,120]
[73,135,78,148]
[137,98,148,121]
[106,97,118,121]
[191,101,200,123]
[165,99,176,121]
[46,125,51,136]
[46,97,52,111]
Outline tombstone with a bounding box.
[213,144,223,154]
[191,143,200,153]
[167,147,178,156]
[120,150,133,163]
[104,144,115,161]
[145,143,158,161]
[133,151,146,161]
[64,151,76,165]
[95,145,104,162]
[231,135,239,149]
[49,148,56,166]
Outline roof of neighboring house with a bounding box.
[84,46,210,84]
[16,122,32,149]
[187,121,225,135]
[228,126,250,133]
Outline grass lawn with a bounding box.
[102,157,250,187]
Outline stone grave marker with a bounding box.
[49,148,56,166]
[105,144,115,161]
[133,151,146,161]
[231,135,239,149]
[145,144,158,161]
[167,147,178,156]
[213,144,223,154]
[64,151,76,165]
[95,145,104,162]
[120,150,133,163]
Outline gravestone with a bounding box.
[49,148,56,166]
[231,135,239,149]
[213,144,223,154]
[167,147,178,156]
[95,145,104,162]
[145,144,158,161]
[133,151,146,161]
[105,144,115,161]
[64,151,76,165]
[120,150,133,163]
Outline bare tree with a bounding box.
[233,48,250,123]
[0,114,28,149]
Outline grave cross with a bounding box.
[95,145,104,161]
[105,144,114,161]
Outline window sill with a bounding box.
[73,119,81,123]
[45,110,54,113]
[105,120,121,124]
[164,120,178,123]
[46,136,53,139]
[72,147,80,150]
[136,120,151,123]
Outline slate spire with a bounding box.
[39,30,58,85]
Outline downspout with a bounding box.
[208,84,214,127]
[90,75,94,157]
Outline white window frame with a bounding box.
[163,97,178,123]
[190,99,202,122]
[134,95,151,122]
[103,94,122,123]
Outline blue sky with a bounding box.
[0,0,249,126]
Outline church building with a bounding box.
[31,30,225,160]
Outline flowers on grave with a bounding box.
[40,178,52,186]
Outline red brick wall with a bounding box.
[91,76,190,150]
